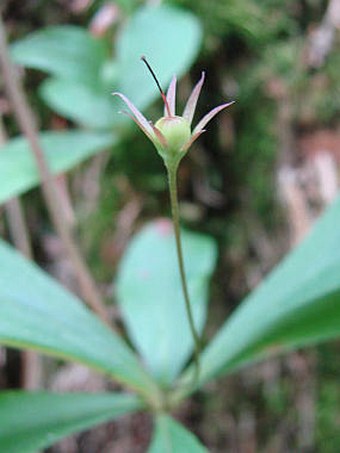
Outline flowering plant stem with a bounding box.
[113,58,234,389]
[167,164,201,381]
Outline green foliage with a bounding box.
[317,380,340,451]
[0,392,141,453]
[306,53,340,124]
[148,415,207,453]
[116,220,217,385]
[1,0,340,449]
[11,5,202,129]
[0,239,158,399]
[10,26,107,87]
[4,192,340,448]
[0,131,115,204]
[116,5,202,109]
[40,78,120,129]
[180,196,340,388]
[171,0,265,47]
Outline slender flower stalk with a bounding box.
[167,163,202,380]
[113,58,234,381]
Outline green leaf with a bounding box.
[0,239,160,400]
[40,79,121,129]
[42,5,202,129]
[10,7,202,129]
[185,196,340,386]
[0,391,142,453]
[116,220,217,385]
[10,26,107,87]
[148,415,207,453]
[0,131,115,204]
[116,5,202,110]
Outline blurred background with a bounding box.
[0,0,340,451]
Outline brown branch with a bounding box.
[0,117,32,258]
[1,114,42,389]
[0,16,109,324]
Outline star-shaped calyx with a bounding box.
[112,57,234,169]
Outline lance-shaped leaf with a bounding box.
[116,220,217,385]
[148,415,207,453]
[0,391,142,453]
[181,195,340,388]
[0,239,160,401]
[0,131,115,204]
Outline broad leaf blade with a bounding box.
[0,131,115,204]
[116,220,217,385]
[10,7,202,129]
[188,195,340,385]
[10,26,107,87]
[0,391,142,453]
[0,240,159,399]
[40,78,121,129]
[116,5,202,110]
[40,5,202,129]
[148,415,207,453]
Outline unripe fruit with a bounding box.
[155,116,191,152]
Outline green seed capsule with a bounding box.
[155,116,191,153]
